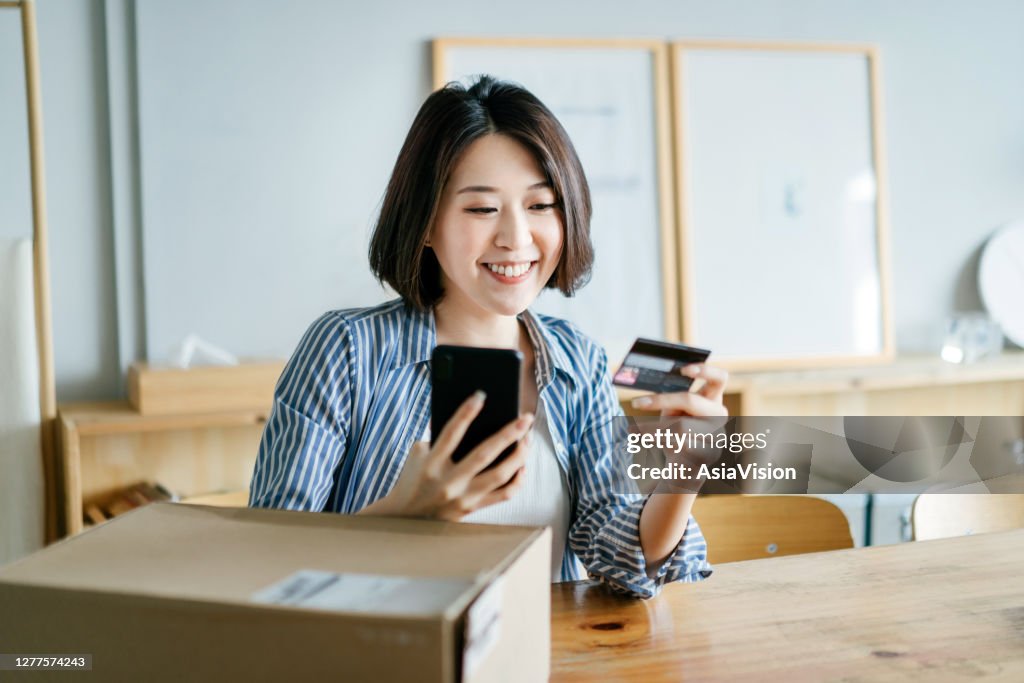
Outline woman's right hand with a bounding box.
[358,391,532,521]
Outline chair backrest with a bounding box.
[692,495,854,564]
[911,494,1024,541]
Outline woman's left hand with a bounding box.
[629,363,729,417]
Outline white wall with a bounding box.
[2,0,1022,401]
[1,0,119,400]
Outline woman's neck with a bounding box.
[434,299,521,349]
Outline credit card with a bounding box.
[612,338,711,393]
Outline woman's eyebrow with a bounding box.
[455,181,551,195]
[455,185,498,195]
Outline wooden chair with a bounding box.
[911,494,1024,541]
[692,495,854,564]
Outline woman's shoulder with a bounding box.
[313,297,410,327]
[291,298,422,366]
[301,298,415,341]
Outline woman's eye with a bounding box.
[530,203,557,211]
[465,207,497,214]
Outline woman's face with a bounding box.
[430,133,564,318]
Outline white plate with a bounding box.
[978,220,1024,347]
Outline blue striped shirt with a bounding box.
[249,298,711,598]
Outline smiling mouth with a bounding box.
[482,260,537,283]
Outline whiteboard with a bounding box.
[674,43,893,369]
[436,40,675,365]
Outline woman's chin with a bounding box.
[490,302,529,317]
[481,294,534,318]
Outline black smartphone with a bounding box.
[612,338,711,393]
[431,345,523,466]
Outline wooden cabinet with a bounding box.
[58,354,1024,538]
[722,352,1024,417]
[721,354,1024,545]
[617,352,1024,546]
[57,402,266,536]
[618,352,1024,417]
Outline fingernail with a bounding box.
[472,390,486,404]
[632,396,652,408]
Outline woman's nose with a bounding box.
[494,206,534,250]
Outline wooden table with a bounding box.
[552,530,1024,681]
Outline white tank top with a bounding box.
[461,402,571,581]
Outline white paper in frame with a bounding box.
[433,38,678,366]
[672,41,895,371]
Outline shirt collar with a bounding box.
[393,303,576,388]
[393,302,436,368]
[519,308,576,389]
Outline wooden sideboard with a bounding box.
[722,352,1024,416]
[617,352,1024,546]
[57,402,266,536]
[57,353,1024,538]
[617,352,1024,417]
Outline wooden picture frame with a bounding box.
[434,37,678,364]
[1,0,57,543]
[671,41,895,370]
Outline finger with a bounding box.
[669,392,728,418]
[467,440,529,494]
[454,414,533,481]
[679,363,729,401]
[452,413,534,480]
[472,466,526,510]
[428,391,486,468]
[441,462,527,521]
[630,391,727,417]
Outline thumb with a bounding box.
[408,441,431,459]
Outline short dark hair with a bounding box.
[368,75,593,310]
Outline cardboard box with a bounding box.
[126,361,285,415]
[0,503,551,682]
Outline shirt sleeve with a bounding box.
[249,312,354,511]
[567,341,713,599]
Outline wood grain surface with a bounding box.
[552,530,1024,681]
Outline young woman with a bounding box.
[249,76,728,599]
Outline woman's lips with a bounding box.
[481,261,537,284]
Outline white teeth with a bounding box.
[487,262,531,277]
